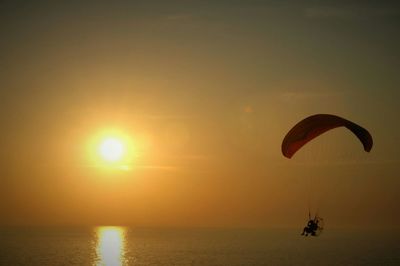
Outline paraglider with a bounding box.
[282,114,373,159]
[282,114,373,236]
[301,212,324,237]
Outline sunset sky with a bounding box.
[1,0,399,228]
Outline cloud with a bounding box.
[131,165,179,171]
[166,13,195,21]
[304,6,400,20]
[83,163,179,171]
[132,114,193,120]
[279,90,345,102]
[287,159,400,167]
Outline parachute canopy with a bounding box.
[282,114,373,158]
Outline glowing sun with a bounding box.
[99,138,125,162]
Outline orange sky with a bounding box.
[0,0,399,228]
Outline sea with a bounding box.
[0,227,399,266]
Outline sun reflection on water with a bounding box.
[94,226,127,266]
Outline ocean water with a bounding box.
[0,227,399,266]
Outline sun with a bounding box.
[86,129,137,171]
[99,137,125,162]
